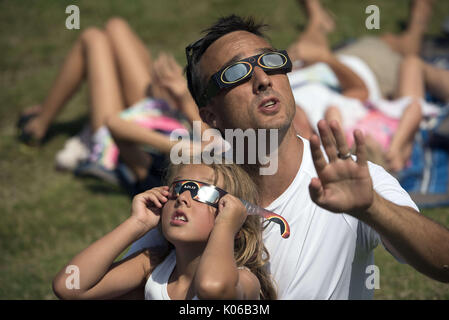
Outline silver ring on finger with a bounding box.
[337,151,352,160]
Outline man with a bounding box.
[182,15,449,299]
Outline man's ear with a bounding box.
[199,106,218,128]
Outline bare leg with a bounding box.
[21,38,86,142]
[288,0,334,61]
[103,19,204,181]
[381,0,434,56]
[103,18,168,180]
[104,18,181,110]
[362,135,387,169]
[21,27,126,141]
[386,55,449,172]
[300,0,335,35]
[104,18,152,107]
[386,55,423,172]
[82,28,126,132]
[324,106,343,128]
[422,62,449,103]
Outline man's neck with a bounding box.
[252,126,303,207]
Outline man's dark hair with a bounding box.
[185,15,269,108]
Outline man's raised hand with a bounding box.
[309,120,374,217]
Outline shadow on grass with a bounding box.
[80,178,129,196]
[39,115,88,145]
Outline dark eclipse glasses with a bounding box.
[198,50,292,107]
[170,180,227,208]
[169,179,291,239]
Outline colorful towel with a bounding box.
[397,106,449,208]
[90,98,190,170]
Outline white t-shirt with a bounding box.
[126,136,419,299]
[288,55,381,101]
[263,136,418,299]
[288,58,373,132]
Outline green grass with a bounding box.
[374,208,449,300]
[1,0,448,299]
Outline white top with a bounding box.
[288,58,442,134]
[144,250,199,300]
[288,58,374,132]
[127,137,418,300]
[288,55,381,102]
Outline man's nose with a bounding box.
[252,66,272,93]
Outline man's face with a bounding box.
[198,31,296,132]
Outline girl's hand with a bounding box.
[130,186,170,233]
[215,194,248,235]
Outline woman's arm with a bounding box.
[291,41,368,100]
[106,115,181,154]
[194,195,260,300]
[52,187,170,299]
[152,52,211,132]
[322,54,369,100]
[386,55,424,171]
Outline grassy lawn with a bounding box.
[1,0,448,299]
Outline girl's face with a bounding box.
[161,164,224,245]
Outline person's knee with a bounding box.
[324,106,339,118]
[81,27,108,45]
[104,114,119,132]
[105,17,129,38]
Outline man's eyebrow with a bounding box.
[221,47,277,69]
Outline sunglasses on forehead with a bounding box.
[170,179,290,239]
[198,50,292,107]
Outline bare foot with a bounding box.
[299,0,336,33]
[363,134,387,168]
[385,146,412,172]
[18,105,48,143]
[311,10,335,34]
[24,117,48,142]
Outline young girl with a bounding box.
[52,162,277,300]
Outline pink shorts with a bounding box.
[345,109,399,151]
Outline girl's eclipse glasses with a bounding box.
[170,179,290,239]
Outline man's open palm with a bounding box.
[309,120,374,216]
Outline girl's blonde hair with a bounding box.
[165,161,277,300]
